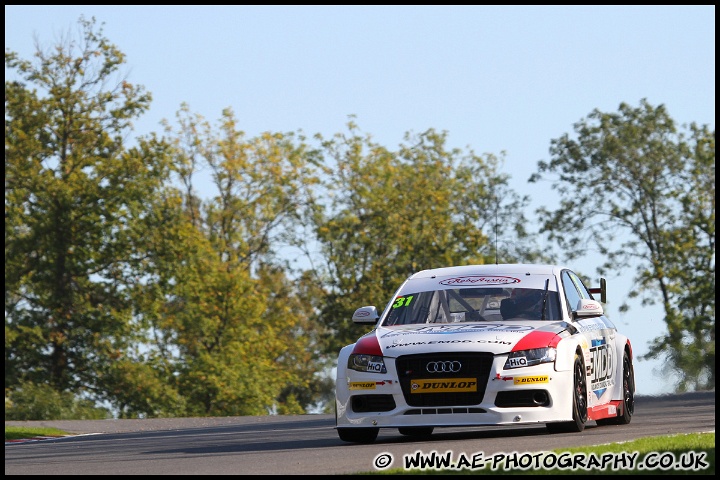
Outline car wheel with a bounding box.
[547,352,588,433]
[337,427,379,443]
[398,427,434,437]
[597,350,635,426]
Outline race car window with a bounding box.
[561,270,582,315]
[567,271,593,299]
[499,287,562,320]
[384,289,465,325]
[384,290,445,325]
[382,287,561,325]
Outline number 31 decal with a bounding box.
[392,295,414,308]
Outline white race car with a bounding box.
[335,263,635,443]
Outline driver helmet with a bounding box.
[511,288,543,310]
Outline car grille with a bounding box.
[395,353,493,407]
[404,407,486,415]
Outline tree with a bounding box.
[309,120,542,355]
[5,16,173,409]
[529,99,715,391]
[129,106,328,416]
[5,380,110,420]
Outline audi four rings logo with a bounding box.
[426,361,462,373]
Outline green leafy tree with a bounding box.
[530,99,715,391]
[309,120,541,355]
[131,106,328,416]
[5,17,174,410]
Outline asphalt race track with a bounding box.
[5,391,715,475]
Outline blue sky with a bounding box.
[5,5,715,396]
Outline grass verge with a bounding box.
[5,426,70,441]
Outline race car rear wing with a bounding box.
[588,278,607,303]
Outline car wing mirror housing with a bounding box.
[588,277,607,303]
[352,306,379,324]
[573,299,604,319]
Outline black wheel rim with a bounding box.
[575,358,588,422]
[623,356,635,415]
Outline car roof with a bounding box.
[395,264,568,293]
[408,263,567,280]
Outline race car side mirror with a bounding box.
[573,299,604,319]
[588,277,607,303]
[352,306,380,324]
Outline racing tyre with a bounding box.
[596,350,635,426]
[547,353,588,433]
[337,427,379,443]
[398,427,434,437]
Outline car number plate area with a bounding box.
[410,378,478,393]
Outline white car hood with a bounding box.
[375,321,572,356]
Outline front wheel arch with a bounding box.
[547,350,587,433]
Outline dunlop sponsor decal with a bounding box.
[349,382,377,390]
[513,375,549,385]
[410,378,478,393]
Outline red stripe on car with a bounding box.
[511,330,561,351]
[351,334,383,356]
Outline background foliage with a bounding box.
[530,100,715,391]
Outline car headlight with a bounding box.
[504,347,557,369]
[348,354,387,374]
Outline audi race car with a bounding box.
[335,263,635,443]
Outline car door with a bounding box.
[561,270,617,407]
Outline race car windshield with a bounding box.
[382,286,562,325]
